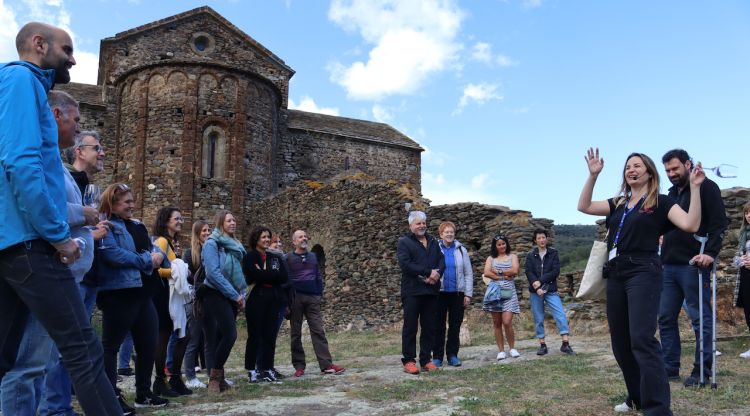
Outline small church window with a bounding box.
[202,126,226,179]
[194,36,208,52]
[190,32,215,55]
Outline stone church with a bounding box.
[60,6,423,230]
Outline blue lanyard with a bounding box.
[613,196,644,248]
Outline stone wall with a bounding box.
[245,176,556,330]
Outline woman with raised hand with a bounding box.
[96,183,168,412]
[243,226,289,383]
[151,207,192,397]
[482,234,521,361]
[201,210,247,393]
[182,220,212,388]
[577,148,703,415]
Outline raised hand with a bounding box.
[585,147,604,175]
[690,161,706,187]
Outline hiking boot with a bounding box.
[117,394,136,416]
[134,391,169,408]
[432,358,443,367]
[447,356,462,367]
[421,361,438,372]
[118,367,134,376]
[403,362,420,375]
[560,344,575,355]
[168,375,193,396]
[152,378,178,397]
[322,364,345,375]
[509,349,521,358]
[294,368,305,377]
[536,344,548,356]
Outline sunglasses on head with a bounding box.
[493,235,506,241]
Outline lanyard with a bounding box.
[613,196,644,248]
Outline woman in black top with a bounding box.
[243,226,289,383]
[577,149,704,416]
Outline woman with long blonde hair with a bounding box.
[181,220,211,388]
[577,149,704,415]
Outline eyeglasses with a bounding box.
[79,144,104,153]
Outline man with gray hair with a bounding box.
[396,211,445,374]
[0,23,121,415]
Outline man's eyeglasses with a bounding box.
[79,144,104,153]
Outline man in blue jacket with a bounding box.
[396,211,445,374]
[0,22,121,415]
[525,229,574,356]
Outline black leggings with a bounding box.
[244,286,282,371]
[202,288,237,371]
[98,287,157,397]
[740,268,750,331]
[152,284,190,378]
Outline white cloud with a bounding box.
[470,41,517,67]
[496,54,517,67]
[422,171,499,206]
[371,103,394,123]
[522,0,543,8]
[288,95,340,116]
[0,0,20,62]
[454,82,502,114]
[327,0,465,100]
[69,50,98,84]
[471,173,488,189]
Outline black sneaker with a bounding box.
[169,375,193,396]
[260,370,280,383]
[271,367,286,379]
[152,378,179,397]
[560,344,576,355]
[536,344,548,356]
[117,394,137,415]
[118,367,134,376]
[684,374,704,388]
[135,391,169,408]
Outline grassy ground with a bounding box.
[117,313,750,416]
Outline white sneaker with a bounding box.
[740,349,750,359]
[224,378,235,386]
[496,351,507,360]
[716,350,722,356]
[509,349,521,358]
[185,377,206,388]
[614,402,633,412]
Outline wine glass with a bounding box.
[703,164,738,178]
[83,184,110,249]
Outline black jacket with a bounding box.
[396,232,445,297]
[244,249,289,301]
[661,178,728,264]
[525,247,560,294]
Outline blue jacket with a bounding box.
[97,217,154,291]
[202,238,241,301]
[525,246,561,294]
[438,240,474,297]
[0,61,70,250]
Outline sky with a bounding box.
[1,0,748,225]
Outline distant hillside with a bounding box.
[552,224,598,273]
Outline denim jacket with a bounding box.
[202,238,240,301]
[97,217,155,291]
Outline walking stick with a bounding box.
[689,234,708,388]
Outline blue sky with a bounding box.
[2,0,748,224]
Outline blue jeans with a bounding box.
[0,240,121,415]
[529,291,570,339]
[0,314,53,415]
[40,282,99,416]
[118,333,134,369]
[658,264,713,377]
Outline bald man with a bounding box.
[0,23,122,415]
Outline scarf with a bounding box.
[739,224,749,254]
[209,229,247,293]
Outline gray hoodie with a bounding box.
[438,239,474,297]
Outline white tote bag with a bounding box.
[576,240,607,300]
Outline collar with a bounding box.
[4,61,56,91]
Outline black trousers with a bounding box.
[605,255,672,416]
[433,292,465,360]
[202,288,237,371]
[401,294,437,366]
[98,287,158,397]
[244,286,282,372]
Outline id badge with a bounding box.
[609,248,617,261]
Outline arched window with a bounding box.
[202,126,226,179]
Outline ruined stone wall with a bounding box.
[278,129,421,192]
[246,177,556,330]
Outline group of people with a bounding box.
[0,22,345,416]
[396,212,575,375]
